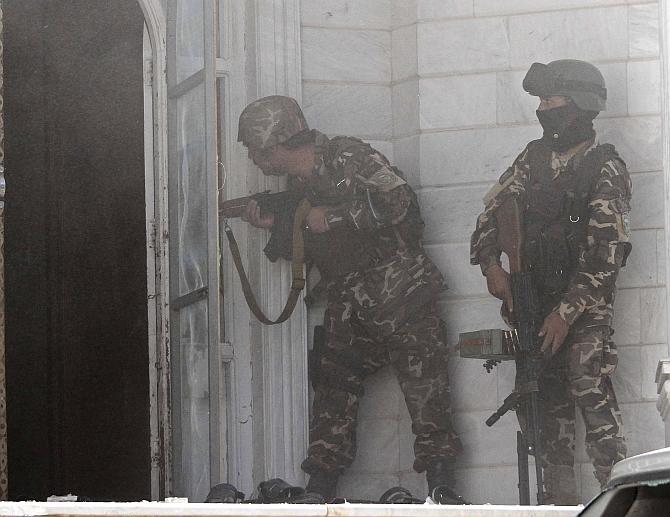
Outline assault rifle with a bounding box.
[220,190,312,325]
[459,196,545,505]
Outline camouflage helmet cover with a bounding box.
[237,95,309,150]
[523,59,607,111]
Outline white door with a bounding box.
[165,0,221,502]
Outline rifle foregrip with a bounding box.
[220,196,252,218]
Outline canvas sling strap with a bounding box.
[223,198,312,325]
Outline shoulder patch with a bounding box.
[483,167,516,206]
[361,166,406,191]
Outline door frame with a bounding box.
[136,0,307,498]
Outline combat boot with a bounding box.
[426,459,468,504]
[542,465,580,505]
[305,470,339,500]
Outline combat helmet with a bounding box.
[523,59,607,111]
[237,95,309,150]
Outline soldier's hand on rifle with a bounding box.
[539,312,569,356]
[305,206,330,233]
[242,199,275,229]
[484,264,513,312]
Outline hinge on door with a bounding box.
[220,342,234,362]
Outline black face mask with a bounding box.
[536,104,596,152]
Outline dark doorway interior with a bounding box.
[4,0,151,501]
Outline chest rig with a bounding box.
[523,141,618,302]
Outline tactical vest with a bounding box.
[523,140,621,304]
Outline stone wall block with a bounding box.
[392,80,419,137]
[640,287,666,344]
[595,116,662,173]
[418,18,509,75]
[392,0,417,29]
[417,0,474,20]
[631,172,664,230]
[613,288,641,346]
[301,0,392,30]
[455,409,519,466]
[629,4,660,58]
[419,127,540,187]
[476,0,625,16]
[449,356,499,411]
[303,83,392,139]
[612,346,643,403]
[419,74,497,129]
[349,417,401,473]
[419,186,492,245]
[657,230,666,283]
[302,28,391,83]
[628,60,661,115]
[392,24,417,81]
[509,7,628,67]
[497,70,538,125]
[393,135,420,186]
[425,243,489,298]
[621,401,666,455]
[358,366,403,419]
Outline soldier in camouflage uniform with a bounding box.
[470,60,631,504]
[237,96,462,500]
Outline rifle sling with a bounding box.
[224,198,311,325]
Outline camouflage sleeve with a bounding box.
[324,143,415,230]
[554,158,633,326]
[470,147,531,275]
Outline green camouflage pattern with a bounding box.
[470,137,631,497]
[539,322,626,499]
[470,139,632,327]
[237,95,308,150]
[303,296,462,476]
[296,131,461,476]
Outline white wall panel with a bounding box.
[303,83,392,139]
[419,126,539,186]
[628,59,662,115]
[420,74,497,129]
[302,28,391,83]
[509,7,628,67]
[418,18,510,75]
[301,0,392,30]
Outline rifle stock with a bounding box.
[495,196,524,274]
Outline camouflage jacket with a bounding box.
[470,138,632,327]
[290,130,430,280]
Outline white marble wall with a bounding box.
[300,0,668,506]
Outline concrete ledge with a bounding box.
[0,502,581,517]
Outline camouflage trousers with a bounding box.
[538,321,626,501]
[301,250,462,476]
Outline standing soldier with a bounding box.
[470,60,631,504]
[237,96,462,501]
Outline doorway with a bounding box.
[3,0,151,501]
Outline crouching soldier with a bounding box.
[236,96,463,501]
